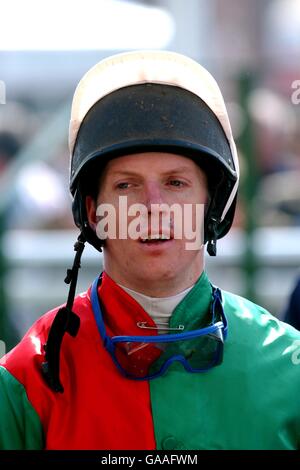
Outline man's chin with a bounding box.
[137,266,176,284]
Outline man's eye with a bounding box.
[116,182,130,189]
[168,180,185,187]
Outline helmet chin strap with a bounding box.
[207,238,217,256]
[41,232,86,392]
[207,217,219,256]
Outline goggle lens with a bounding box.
[112,330,223,379]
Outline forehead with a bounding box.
[103,152,205,176]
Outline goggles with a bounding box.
[91,276,228,380]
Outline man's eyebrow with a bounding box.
[109,170,140,177]
[160,166,195,175]
[110,166,194,177]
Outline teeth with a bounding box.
[141,234,170,242]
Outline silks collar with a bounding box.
[91,272,228,380]
[96,271,216,336]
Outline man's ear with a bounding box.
[85,196,97,231]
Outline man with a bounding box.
[0,51,300,450]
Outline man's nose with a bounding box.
[143,181,164,211]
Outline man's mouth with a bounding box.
[140,234,171,243]
[139,233,174,245]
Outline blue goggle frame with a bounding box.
[91,275,228,380]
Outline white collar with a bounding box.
[119,284,194,332]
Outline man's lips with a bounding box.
[137,232,175,252]
[138,232,174,243]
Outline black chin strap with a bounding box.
[207,217,219,256]
[41,232,86,392]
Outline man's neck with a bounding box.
[102,248,205,297]
[103,268,204,297]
